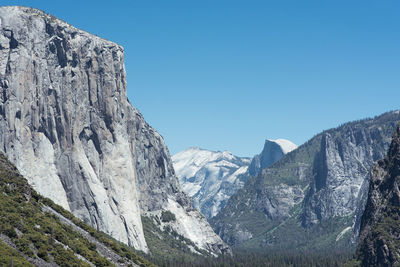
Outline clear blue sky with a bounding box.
[9,0,400,157]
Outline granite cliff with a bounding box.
[247,139,298,177]
[0,6,228,255]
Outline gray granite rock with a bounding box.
[0,6,229,255]
[248,139,297,177]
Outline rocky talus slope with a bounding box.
[357,124,400,266]
[0,6,228,255]
[211,111,400,250]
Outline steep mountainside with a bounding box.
[173,148,251,219]
[211,111,400,251]
[0,6,228,255]
[357,124,400,266]
[0,152,153,267]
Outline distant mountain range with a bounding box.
[210,110,400,252]
[173,139,297,219]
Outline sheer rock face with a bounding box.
[357,124,400,266]
[302,127,386,229]
[0,6,229,255]
[247,139,297,177]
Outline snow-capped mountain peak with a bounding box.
[172,148,250,219]
[172,147,239,181]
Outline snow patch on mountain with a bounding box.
[173,148,251,219]
[268,139,298,154]
[173,140,297,219]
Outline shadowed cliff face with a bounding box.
[0,6,229,255]
[357,124,400,266]
[247,139,297,177]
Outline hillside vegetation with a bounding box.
[0,153,155,267]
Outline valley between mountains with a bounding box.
[0,5,399,267]
[174,111,400,255]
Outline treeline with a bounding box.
[147,250,355,267]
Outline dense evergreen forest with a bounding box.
[143,249,357,267]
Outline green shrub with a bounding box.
[4,226,17,238]
[161,211,176,222]
[37,247,49,261]
[0,239,34,267]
